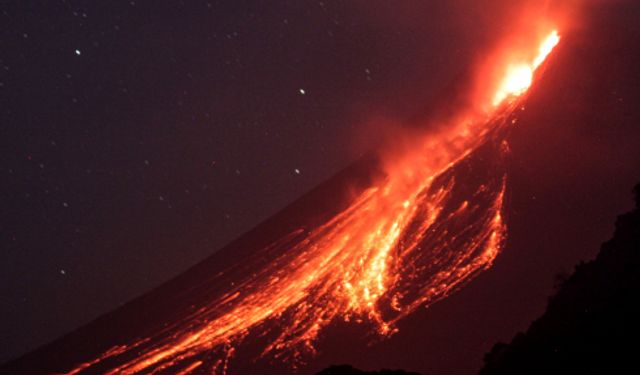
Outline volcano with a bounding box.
[0,26,563,375]
[4,0,640,373]
[0,110,512,375]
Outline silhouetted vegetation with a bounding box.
[316,364,421,375]
[480,183,640,374]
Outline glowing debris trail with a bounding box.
[65,31,560,374]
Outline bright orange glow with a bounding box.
[499,65,533,102]
[64,28,560,375]
[493,30,560,106]
[534,30,561,69]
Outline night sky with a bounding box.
[2,1,640,373]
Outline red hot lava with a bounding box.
[65,30,560,375]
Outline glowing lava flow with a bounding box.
[65,31,560,374]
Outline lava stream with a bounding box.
[65,30,560,375]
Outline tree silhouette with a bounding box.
[480,183,640,374]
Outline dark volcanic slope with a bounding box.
[0,156,382,375]
[480,184,640,374]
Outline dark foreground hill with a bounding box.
[479,183,640,374]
